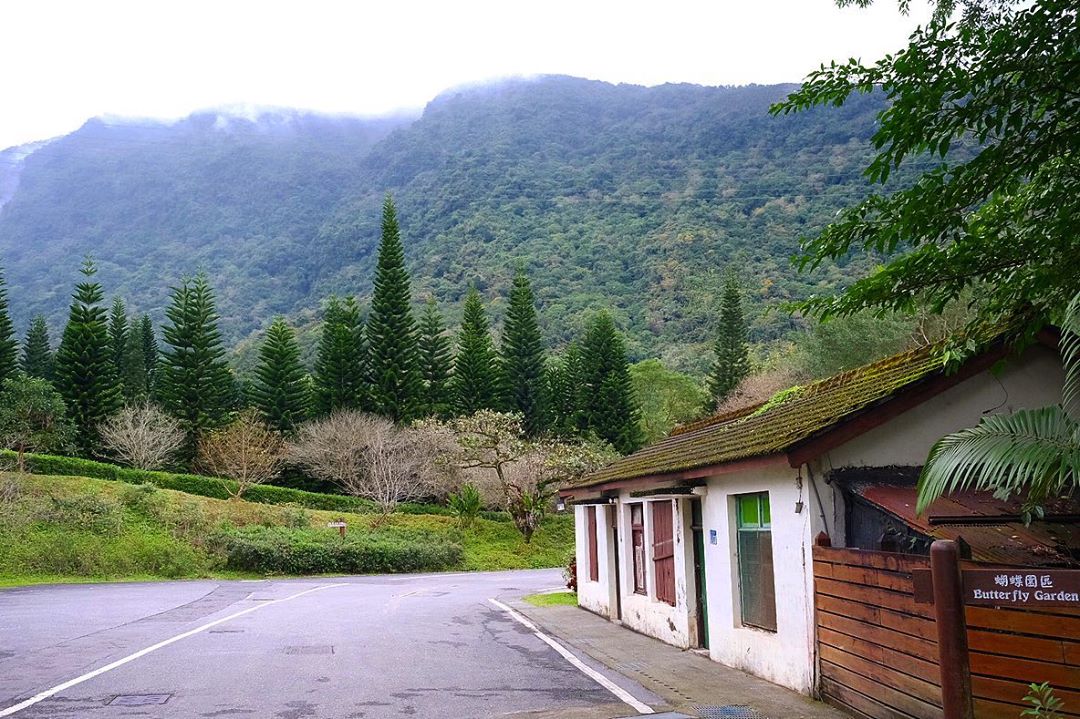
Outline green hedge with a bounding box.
[210,526,464,574]
[0,450,511,521]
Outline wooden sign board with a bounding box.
[327,521,347,528]
[914,568,1080,607]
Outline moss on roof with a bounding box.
[569,344,951,490]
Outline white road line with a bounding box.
[0,583,347,718]
[487,598,654,715]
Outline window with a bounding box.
[631,504,646,594]
[735,493,776,631]
[652,501,676,606]
[587,506,599,582]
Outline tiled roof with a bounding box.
[569,343,953,490]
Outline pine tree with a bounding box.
[500,268,547,435]
[22,315,54,381]
[0,270,19,388]
[548,342,585,437]
[417,299,453,419]
[312,296,366,415]
[54,258,122,455]
[452,286,502,416]
[253,317,310,433]
[365,195,422,422]
[158,274,233,461]
[107,296,128,375]
[137,314,159,396]
[580,312,644,454]
[705,271,750,411]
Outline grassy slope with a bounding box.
[0,473,573,586]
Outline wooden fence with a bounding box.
[813,545,1080,719]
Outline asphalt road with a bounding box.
[0,570,659,719]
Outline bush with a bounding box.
[0,449,512,520]
[209,526,463,575]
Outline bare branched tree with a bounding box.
[291,410,439,515]
[198,409,285,499]
[99,403,184,471]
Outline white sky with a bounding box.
[1,0,929,150]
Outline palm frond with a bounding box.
[916,406,1080,514]
[1062,291,1080,419]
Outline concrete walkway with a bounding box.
[510,599,850,719]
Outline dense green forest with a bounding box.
[0,76,933,373]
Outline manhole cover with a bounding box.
[694,707,766,719]
[283,645,334,655]
[108,694,172,706]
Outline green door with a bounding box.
[691,499,709,648]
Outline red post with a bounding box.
[930,540,974,719]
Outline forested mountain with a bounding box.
[0,76,912,372]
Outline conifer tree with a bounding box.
[580,312,643,454]
[107,296,128,374]
[312,296,366,415]
[452,286,502,416]
[158,274,233,461]
[417,298,453,419]
[0,270,19,388]
[500,268,547,435]
[547,342,585,437]
[705,271,750,411]
[22,315,54,381]
[137,314,159,396]
[253,317,310,433]
[365,195,422,422]
[54,258,122,455]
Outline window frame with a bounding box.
[630,503,647,595]
[734,492,777,632]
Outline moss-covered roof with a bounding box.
[569,344,952,490]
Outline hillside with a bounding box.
[0,472,573,585]
[0,76,917,371]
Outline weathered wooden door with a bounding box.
[652,501,676,606]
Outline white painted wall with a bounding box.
[610,496,697,648]
[575,504,616,618]
[699,464,835,695]
[828,345,1063,469]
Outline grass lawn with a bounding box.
[522,591,577,607]
[0,472,574,586]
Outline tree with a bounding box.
[137,314,159,396]
[631,359,708,444]
[580,312,644,454]
[366,195,422,422]
[54,258,121,455]
[107,296,129,376]
[120,315,155,403]
[773,0,1080,344]
[199,409,285,500]
[501,268,548,436]
[99,403,184,470]
[158,274,233,461]
[0,374,75,472]
[21,315,54,381]
[290,410,438,515]
[252,317,310,434]
[917,291,1080,518]
[548,343,585,437]
[452,287,502,416]
[312,296,366,416]
[417,298,453,419]
[0,270,19,389]
[705,272,750,411]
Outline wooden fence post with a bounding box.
[930,540,974,719]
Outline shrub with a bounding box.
[209,526,463,575]
[448,483,483,528]
[48,494,124,535]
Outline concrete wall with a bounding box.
[699,463,835,695]
[575,504,618,618]
[828,344,1063,469]
[612,496,698,648]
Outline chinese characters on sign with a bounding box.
[965,569,1080,606]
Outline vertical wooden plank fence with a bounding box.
[813,543,1080,719]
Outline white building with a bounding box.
[561,335,1065,695]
